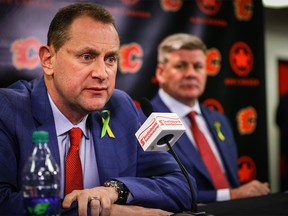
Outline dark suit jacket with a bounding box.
[151,93,240,203]
[0,77,193,215]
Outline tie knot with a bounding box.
[69,127,82,147]
[188,111,197,122]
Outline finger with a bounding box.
[253,183,270,195]
[259,183,271,194]
[263,182,271,193]
[98,196,112,216]
[90,197,101,216]
[62,190,80,208]
[77,191,89,216]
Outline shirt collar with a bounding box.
[48,93,89,138]
[158,89,202,118]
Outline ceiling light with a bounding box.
[262,0,288,8]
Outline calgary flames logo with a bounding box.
[196,0,222,15]
[236,106,257,135]
[119,42,143,73]
[202,98,224,114]
[160,0,183,11]
[206,47,221,76]
[230,41,253,77]
[234,0,253,21]
[238,155,256,184]
[11,37,41,70]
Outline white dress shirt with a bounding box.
[158,89,230,201]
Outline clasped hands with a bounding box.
[62,186,173,216]
[230,180,271,199]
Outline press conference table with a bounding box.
[197,192,288,215]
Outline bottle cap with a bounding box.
[32,131,49,143]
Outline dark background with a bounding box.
[0,0,268,184]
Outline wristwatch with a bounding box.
[104,180,129,204]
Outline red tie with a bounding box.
[65,127,83,195]
[188,111,229,189]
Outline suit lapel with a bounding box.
[30,77,60,166]
[176,133,212,181]
[152,94,212,181]
[201,105,238,186]
[88,111,119,184]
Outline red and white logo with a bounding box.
[236,106,257,135]
[234,0,253,21]
[206,47,221,76]
[11,37,41,70]
[119,42,143,74]
[238,155,257,184]
[135,113,185,151]
[230,41,254,77]
[202,98,224,114]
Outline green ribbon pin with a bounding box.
[101,110,115,138]
[214,121,225,141]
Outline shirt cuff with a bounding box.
[216,188,230,201]
[126,192,134,203]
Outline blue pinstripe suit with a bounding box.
[0,77,194,215]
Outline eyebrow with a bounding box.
[74,47,119,57]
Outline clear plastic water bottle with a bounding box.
[22,131,61,216]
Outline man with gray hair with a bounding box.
[148,33,270,203]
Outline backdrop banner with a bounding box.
[0,0,268,184]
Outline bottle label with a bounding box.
[23,197,60,216]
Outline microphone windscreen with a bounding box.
[140,98,154,117]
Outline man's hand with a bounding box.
[230,180,270,200]
[111,205,173,216]
[62,186,118,216]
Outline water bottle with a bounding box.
[22,131,61,216]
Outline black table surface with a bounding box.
[197,192,288,216]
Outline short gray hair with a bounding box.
[157,33,207,63]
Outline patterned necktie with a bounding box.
[188,111,229,189]
[65,127,83,195]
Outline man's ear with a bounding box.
[39,45,55,75]
[155,63,164,84]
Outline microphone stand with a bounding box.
[160,136,206,216]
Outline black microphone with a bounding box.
[138,98,205,216]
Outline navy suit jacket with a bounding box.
[0,77,193,215]
[151,93,240,203]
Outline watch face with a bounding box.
[104,180,129,204]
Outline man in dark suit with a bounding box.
[150,33,270,203]
[0,4,194,215]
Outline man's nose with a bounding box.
[91,60,108,80]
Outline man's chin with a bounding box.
[84,100,106,112]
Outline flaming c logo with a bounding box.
[202,98,224,114]
[238,156,256,183]
[236,106,257,135]
[230,41,253,77]
[119,42,143,74]
[196,0,222,15]
[206,48,221,76]
[11,37,41,70]
[160,0,183,11]
[234,0,253,21]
